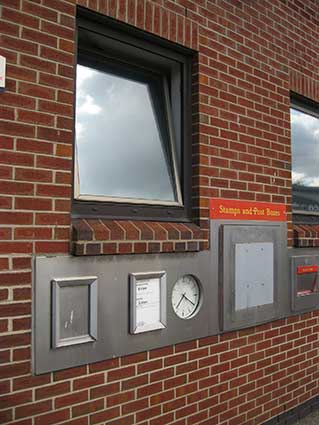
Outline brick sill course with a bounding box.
[72,219,207,256]
[294,224,319,248]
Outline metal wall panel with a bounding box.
[33,252,215,374]
[33,221,318,374]
[210,220,290,332]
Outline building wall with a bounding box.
[1,0,319,424]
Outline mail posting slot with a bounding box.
[291,254,319,312]
[296,265,318,296]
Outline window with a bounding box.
[73,9,194,221]
[291,95,319,215]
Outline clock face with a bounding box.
[171,275,201,319]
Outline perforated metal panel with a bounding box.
[235,242,274,311]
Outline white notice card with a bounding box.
[135,278,164,332]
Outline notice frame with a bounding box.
[130,271,167,334]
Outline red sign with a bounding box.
[210,198,286,221]
[296,265,318,275]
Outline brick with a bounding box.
[13,374,51,392]
[164,353,187,367]
[0,271,31,286]
[137,359,162,374]
[20,54,56,73]
[34,408,70,425]
[121,351,147,366]
[108,366,136,381]
[0,360,30,378]
[0,120,35,137]
[21,28,57,48]
[15,194,52,212]
[17,138,53,154]
[0,410,12,423]
[16,400,53,419]
[2,7,40,28]
[90,382,120,400]
[18,109,55,126]
[22,1,58,22]
[35,241,70,253]
[72,398,104,417]
[3,35,38,55]
[0,288,9,300]
[55,389,88,409]
[121,374,148,391]
[36,185,71,197]
[90,407,119,424]
[16,169,53,183]
[137,382,162,398]
[122,398,149,414]
[103,221,125,240]
[54,365,87,381]
[73,374,104,390]
[106,390,135,407]
[38,127,73,143]
[13,347,31,361]
[39,72,73,91]
[0,195,14,210]
[89,357,120,373]
[0,302,31,317]
[36,155,72,170]
[35,382,70,400]
[0,378,10,393]
[41,20,74,39]
[0,390,32,408]
[149,345,174,359]
[0,242,33,254]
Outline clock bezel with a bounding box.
[171,274,202,320]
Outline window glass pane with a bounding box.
[291,107,319,212]
[75,64,177,203]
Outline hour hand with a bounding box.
[184,295,195,306]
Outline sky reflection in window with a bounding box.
[75,64,177,203]
[291,107,319,212]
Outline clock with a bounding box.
[171,274,201,319]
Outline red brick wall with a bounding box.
[1,0,319,424]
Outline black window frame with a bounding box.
[72,8,194,222]
[291,92,319,223]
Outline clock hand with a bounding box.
[183,295,195,306]
[175,293,186,310]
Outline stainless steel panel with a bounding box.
[33,252,214,374]
[209,220,289,332]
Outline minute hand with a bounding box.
[184,295,195,306]
[175,293,186,310]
